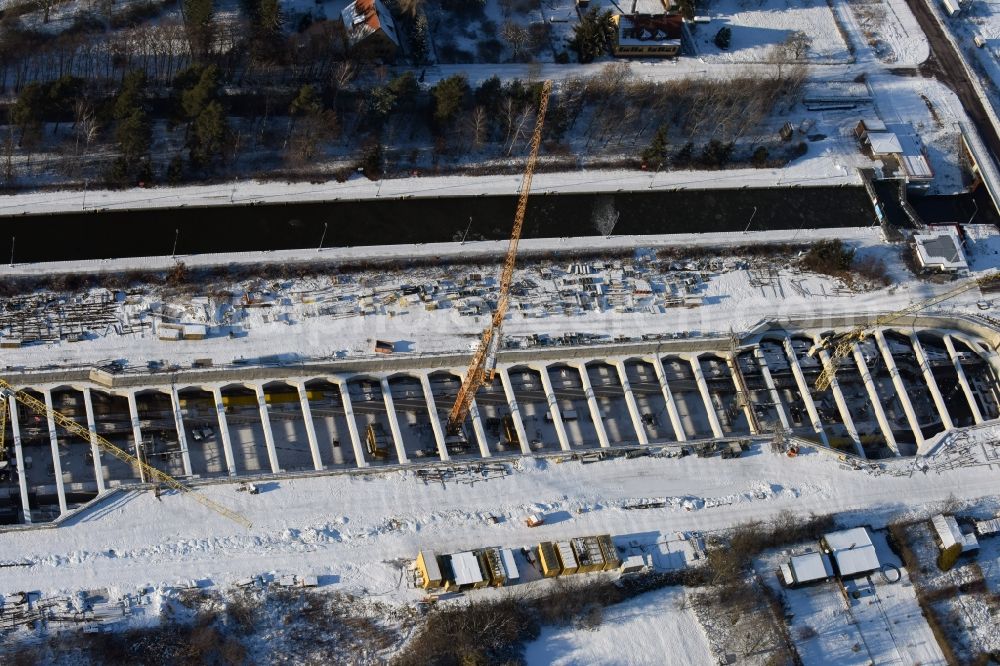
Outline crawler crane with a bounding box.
[444,80,552,447]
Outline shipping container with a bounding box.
[941,0,960,17]
[416,551,443,589]
[556,541,579,575]
[538,542,562,577]
[597,535,622,570]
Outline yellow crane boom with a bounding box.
[447,80,552,435]
[0,379,251,528]
[813,271,1000,391]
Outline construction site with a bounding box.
[2,71,1000,666]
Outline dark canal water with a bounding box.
[0,185,882,263]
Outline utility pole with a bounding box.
[460,217,473,245]
[318,221,328,251]
[172,228,179,257]
[743,206,757,234]
[9,236,14,267]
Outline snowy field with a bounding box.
[691,0,852,63]
[523,586,712,666]
[844,0,930,64]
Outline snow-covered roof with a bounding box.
[866,132,903,155]
[500,548,520,582]
[616,13,683,46]
[975,518,1000,536]
[931,514,979,552]
[824,527,873,552]
[418,550,442,582]
[824,527,880,577]
[859,118,887,132]
[833,545,880,576]
[914,229,968,272]
[341,0,399,47]
[784,552,834,584]
[449,551,483,586]
[900,154,933,180]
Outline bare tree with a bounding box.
[469,106,487,149]
[785,30,812,60]
[501,21,531,60]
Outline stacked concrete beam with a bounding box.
[43,389,69,514]
[615,360,649,445]
[649,357,687,442]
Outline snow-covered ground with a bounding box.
[691,0,851,63]
[6,223,994,373]
[523,586,712,666]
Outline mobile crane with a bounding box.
[444,80,552,447]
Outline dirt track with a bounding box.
[903,0,1000,160]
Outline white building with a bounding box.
[931,514,979,553]
[780,551,834,586]
[822,527,881,577]
[913,228,969,274]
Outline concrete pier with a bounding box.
[536,364,571,451]
[333,377,368,468]
[873,330,925,449]
[81,388,107,492]
[812,343,864,458]
[210,386,238,475]
[909,334,954,431]
[420,373,449,461]
[649,356,687,442]
[575,363,611,448]
[689,357,724,439]
[782,338,830,446]
[42,389,68,514]
[253,384,282,473]
[380,377,409,464]
[615,360,650,445]
[295,383,324,471]
[944,335,984,424]
[169,386,195,477]
[850,343,900,455]
[8,395,31,522]
[498,367,532,455]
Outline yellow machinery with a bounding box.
[812,271,1000,391]
[445,80,552,440]
[0,379,251,528]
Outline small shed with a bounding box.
[416,550,443,589]
[780,551,834,587]
[448,551,486,589]
[182,324,207,340]
[855,118,888,139]
[865,132,903,157]
[158,327,182,341]
[500,548,520,584]
[374,339,394,354]
[931,514,979,553]
[822,527,880,578]
[975,518,1000,537]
